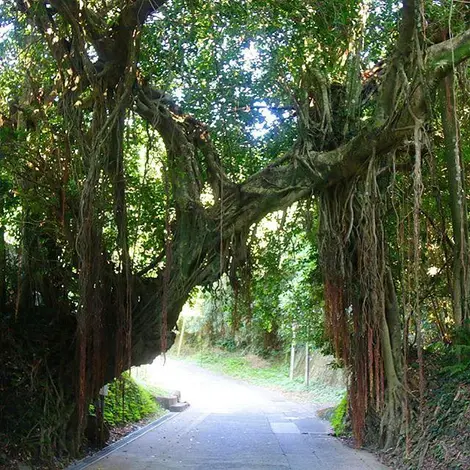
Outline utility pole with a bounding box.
[289,323,296,380]
[177,316,186,357]
[304,342,310,387]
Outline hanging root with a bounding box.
[319,155,403,447]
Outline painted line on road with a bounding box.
[67,411,180,470]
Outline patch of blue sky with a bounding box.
[0,23,13,42]
[241,41,263,80]
[251,100,278,139]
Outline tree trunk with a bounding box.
[379,267,403,449]
[0,196,6,313]
[439,73,470,328]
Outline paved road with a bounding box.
[86,359,388,470]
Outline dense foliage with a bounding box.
[1,0,470,467]
[93,373,160,428]
[184,206,325,354]
[331,395,349,437]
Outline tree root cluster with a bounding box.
[383,362,470,469]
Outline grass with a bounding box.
[177,348,345,405]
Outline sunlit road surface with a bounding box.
[86,358,388,470]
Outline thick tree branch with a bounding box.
[135,87,202,209]
[193,128,235,200]
[108,0,166,68]
[135,84,238,208]
[133,27,470,242]
[427,29,470,83]
[35,0,167,85]
[213,29,470,231]
[136,250,165,277]
[397,0,417,58]
[137,85,234,198]
[379,0,418,119]
[17,0,88,77]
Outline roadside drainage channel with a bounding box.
[67,411,179,470]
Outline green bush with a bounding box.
[331,394,348,436]
[442,325,470,376]
[101,373,159,427]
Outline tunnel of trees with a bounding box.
[1,0,470,465]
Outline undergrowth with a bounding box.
[92,372,164,427]
[331,394,349,436]
[385,338,470,470]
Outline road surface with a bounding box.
[85,358,388,470]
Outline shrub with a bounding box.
[331,394,348,436]
[100,373,159,427]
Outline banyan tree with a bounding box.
[1,0,470,459]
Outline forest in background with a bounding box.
[0,0,470,468]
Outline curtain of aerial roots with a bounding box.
[320,158,387,445]
[74,90,106,433]
[72,83,132,435]
[229,228,253,332]
[161,161,172,355]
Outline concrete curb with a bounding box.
[67,412,178,470]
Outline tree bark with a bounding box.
[0,196,6,313]
[439,73,470,328]
[380,267,403,449]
